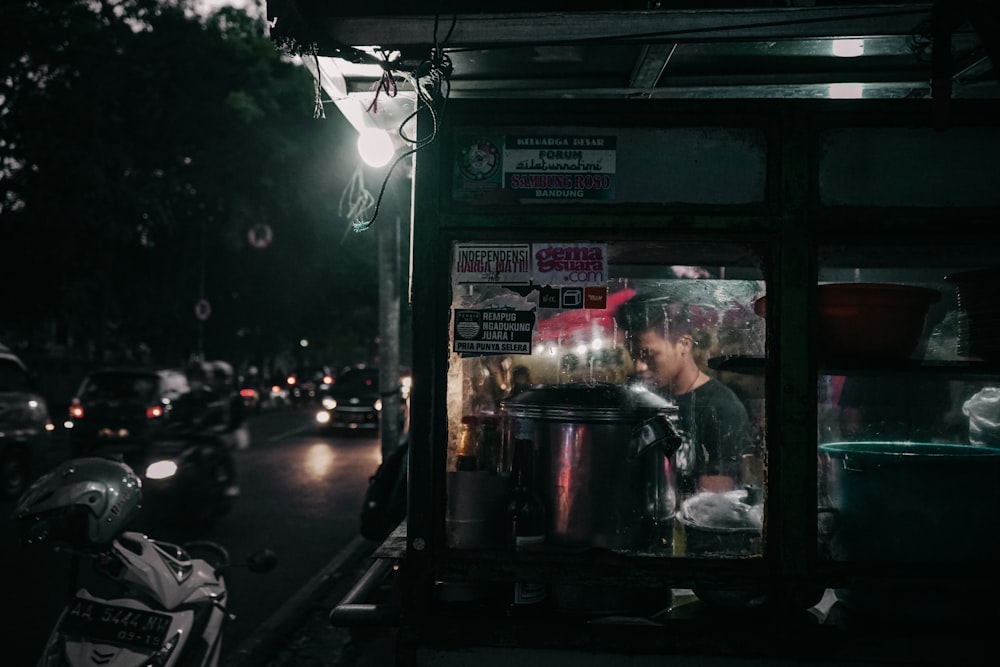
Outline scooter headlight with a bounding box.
[145,460,179,480]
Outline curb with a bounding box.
[223,535,373,667]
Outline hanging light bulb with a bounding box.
[357,127,394,168]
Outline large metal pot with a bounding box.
[499,382,682,553]
[819,441,1000,617]
[819,441,1000,563]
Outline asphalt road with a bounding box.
[2,408,386,666]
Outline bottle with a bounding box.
[476,416,501,473]
[507,420,546,606]
[455,415,479,471]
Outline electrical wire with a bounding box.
[312,47,326,119]
[339,165,376,240]
[367,50,399,113]
[351,14,455,233]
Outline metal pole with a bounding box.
[378,201,402,459]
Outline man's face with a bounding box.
[629,328,687,390]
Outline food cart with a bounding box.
[325,95,1000,665]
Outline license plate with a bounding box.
[59,597,172,650]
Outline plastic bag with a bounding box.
[962,387,1000,447]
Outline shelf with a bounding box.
[709,355,1000,378]
[820,358,1000,377]
[708,355,766,374]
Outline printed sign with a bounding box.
[504,136,616,201]
[455,242,608,287]
[584,287,608,309]
[194,298,212,321]
[453,309,535,355]
[531,243,608,287]
[539,286,561,309]
[560,287,583,308]
[454,243,532,285]
[247,223,274,249]
[539,286,608,309]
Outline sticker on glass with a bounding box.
[531,243,608,287]
[453,309,535,356]
[454,244,532,285]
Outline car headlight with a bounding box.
[146,460,179,480]
[374,398,383,412]
[321,397,337,410]
[316,410,331,425]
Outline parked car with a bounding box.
[315,366,407,434]
[0,344,54,499]
[65,366,239,525]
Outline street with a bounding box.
[2,408,384,665]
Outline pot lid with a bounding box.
[680,489,763,531]
[499,381,676,422]
[820,441,1000,465]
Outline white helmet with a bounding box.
[14,457,142,550]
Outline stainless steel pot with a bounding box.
[499,382,683,553]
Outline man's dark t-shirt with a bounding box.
[665,377,752,494]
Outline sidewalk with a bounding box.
[225,536,397,667]
[260,583,396,667]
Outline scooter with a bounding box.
[13,456,277,667]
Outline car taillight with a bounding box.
[69,400,84,419]
[240,388,258,399]
[146,405,164,419]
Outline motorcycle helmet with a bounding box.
[13,457,142,550]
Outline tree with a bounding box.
[0,0,379,370]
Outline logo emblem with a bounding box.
[455,310,482,339]
[458,139,500,181]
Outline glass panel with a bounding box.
[445,240,766,560]
[816,243,1000,616]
